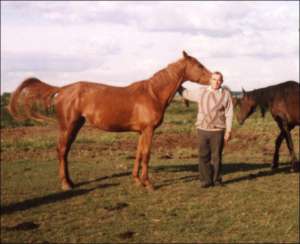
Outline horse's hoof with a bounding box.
[291,161,300,172]
[271,164,278,170]
[145,184,155,192]
[62,182,74,191]
[290,168,299,173]
[133,178,143,187]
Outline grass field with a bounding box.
[1,99,299,243]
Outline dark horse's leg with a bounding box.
[272,130,285,169]
[57,116,85,190]
[276,118,297,171]
[283,125,298,172]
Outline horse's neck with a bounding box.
[148,59,185,108]
[249,88,270,109]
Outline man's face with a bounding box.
[210,73,223,90]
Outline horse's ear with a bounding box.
[183,50,189,58]
[242,87,246,96]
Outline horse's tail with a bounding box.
[7,77,60,122]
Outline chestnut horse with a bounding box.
[8,51,212,190]
[235,81,299,171]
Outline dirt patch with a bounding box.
[1,125,58,139]
[154,133,197,150]
[0,126,248,154]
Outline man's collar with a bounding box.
[207,86,222,93]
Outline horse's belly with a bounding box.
[80,95,162,132]
[83,109,137,132]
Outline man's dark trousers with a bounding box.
[197,129,225,186]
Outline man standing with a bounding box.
[179,71,233,188]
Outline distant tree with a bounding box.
[0,93,36,128]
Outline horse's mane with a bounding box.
[146,58,185,98]
[149,59,184,84]
[248,87,271,116]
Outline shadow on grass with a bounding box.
[224,165,292,185]
[1,183,119,215]
[152,162,271,175]
[1,189,91,215]
[153,162,292,189]
[76,171,131,187]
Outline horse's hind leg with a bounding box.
[272,131,285,169]
[275,119,297,171]
[57,116,85,190]
[283,125,298,171]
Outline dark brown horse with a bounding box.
[235,81,299,171]
[8,51,212,191]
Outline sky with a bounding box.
[1,1,299,93]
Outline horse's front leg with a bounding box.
[140,127,155,191]
[283,127,298,172]
[57,117,85,190]
[57,130,75,191]
[132,135,143,186]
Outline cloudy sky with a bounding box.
[1,1,299,93]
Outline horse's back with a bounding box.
[277,81,299,96]
[56,81,144,105]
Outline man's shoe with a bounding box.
[200,182,214,188]
[214,180,224,187]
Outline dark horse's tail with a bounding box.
[8,77,60,122]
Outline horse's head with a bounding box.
[182,51,212,84]
[236,89,257,125]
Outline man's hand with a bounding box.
[177,85,184,95]
[177,86,189,107]
[224,131,231,143]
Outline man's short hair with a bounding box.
[212,71,223,82]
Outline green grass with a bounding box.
[1,99,299,243]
